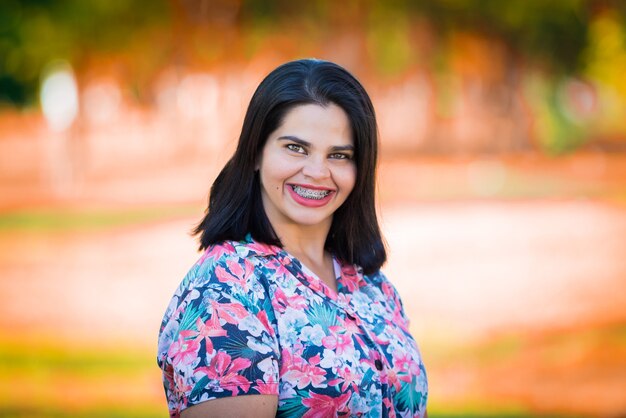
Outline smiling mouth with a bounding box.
[290,185,332,200]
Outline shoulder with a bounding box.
[361,268,406,309]
[157,236,281,365]
[159,238,278,343]
[183,237,277,289]
[361,267,394,294]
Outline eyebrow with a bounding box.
[277,135,355,152]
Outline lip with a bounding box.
[286,183,335,207]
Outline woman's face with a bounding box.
[257,103,356,236]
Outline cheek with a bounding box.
[337,164,357,193]
[260,156,299,187]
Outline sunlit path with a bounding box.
[384,200,626,341]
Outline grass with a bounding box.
[0,407,164,418]
[2,326,618,418]
[0,204,199,233]
[421,322,626,418]
[0,337,164,417]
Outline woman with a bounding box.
[157,59,428,417]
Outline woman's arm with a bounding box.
[181,394,278,418]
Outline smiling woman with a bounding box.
[258,104,356,261]
[157,59,429,417]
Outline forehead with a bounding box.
[274,103,353,146]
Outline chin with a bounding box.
[286,210,333,228]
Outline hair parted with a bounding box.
[193,58,386,274]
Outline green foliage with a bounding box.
[367,8,414,77]
[177,302,204,336]
[0,339,150,376]
[221,330,259,361]
[276,389,309,417]
[396,375,423,413]
[0,205,197,232]
[0,0,170,106]
[0,407,164,418]
[0,336,164,417]
[305,300,338,329]
[413,0,591,73]
[2,0,626,154]
[189,375,211,400]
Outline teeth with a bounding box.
[292,185,330,200]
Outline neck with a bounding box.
[271,219,338,292]
[272,222,331,264]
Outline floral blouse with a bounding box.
[157,235,428,417]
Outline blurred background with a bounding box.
[1,0,626,417]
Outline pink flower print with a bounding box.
[180,315,227,354]
[162,362,176,389]
[371,331,391,346]
[386,368,401,392]
[308,354,321,366]
[274,287,308,312]
[394,351,419,373]
[393,351,420,383]
[215,264,248,290]
[198,242,234,264]
[195,351,252,395]
[339,264,362,292]
[256,310,274,337]
[247,240,277,256]
[209,300,248,324]
[271,290,287,314]
[226,258,256,284]
[168,334,200,367]
[309,280,322,293]
[341,316,361,333]
[173,369,193,399]
[394,351,411,371]
[299,363,327,389]
[322,332,353,356]
[328,366,360,392]
[279,348,294,376]
[383,398,397,418]
[255,376,279,395]
[282,351,327,389]
[381,280,395,299]
[337,366,360,393]
[302,391,351,418]
[226,258,244,276]
[390,303,409,331]
[268,258,292,278]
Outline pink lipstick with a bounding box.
[287,184,335,207]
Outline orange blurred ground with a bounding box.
[1,147,626,415]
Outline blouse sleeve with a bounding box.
[157,251,280,415]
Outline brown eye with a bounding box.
[329,153,351,160]
[286,144,306,154]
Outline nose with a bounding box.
[302,155,330,180]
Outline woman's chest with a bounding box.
[262,269,427,417]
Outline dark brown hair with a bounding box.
[194,59,386,274]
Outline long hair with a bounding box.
[193,59,386,274]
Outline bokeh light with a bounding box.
[40,62,79,133]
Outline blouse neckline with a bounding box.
[236,233,366,303]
